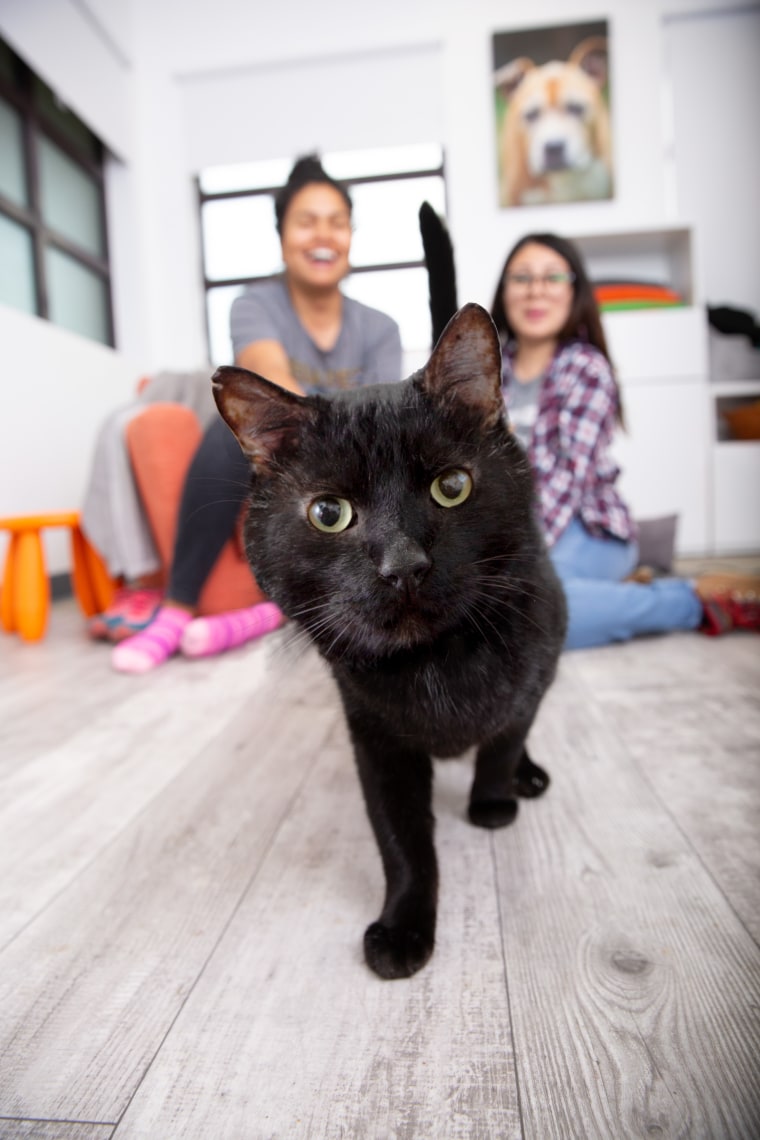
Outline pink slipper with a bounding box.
[181,602,285,659]
[111,605,192,674]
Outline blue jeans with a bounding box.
[550,518,703,650]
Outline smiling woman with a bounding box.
[227,157,401,394]
[108,154,404,675]
[200,143,447,363]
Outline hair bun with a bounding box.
[287,154,328,187]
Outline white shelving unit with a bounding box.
[573,226,696,305]
[569,225,712,556]
[711,379,760,555]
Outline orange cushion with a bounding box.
[126,405,265,616]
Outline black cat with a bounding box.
[213,302,567,979]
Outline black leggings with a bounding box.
[168,416,251,606]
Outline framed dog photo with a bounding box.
[493,20,613,208]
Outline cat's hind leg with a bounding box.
[469,722,548,828]
[514,751,550,798]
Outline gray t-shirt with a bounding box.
[230,277,402,393]
[505,374,543,451]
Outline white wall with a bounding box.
[136,0,674,339]
[0,305,137,573]
[0,1,141,576]
[108,22,208,371]
[126,0,760,357]
[179,43,446,175]
[4,0,756,369]
[665,4,760,314]
[0,0,134,160]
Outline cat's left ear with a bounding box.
[419,303,504,428]
[212,366,315,471]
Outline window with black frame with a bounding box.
[0,38,113,346]
[198,144,447,365]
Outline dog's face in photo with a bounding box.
[495,36,612,207]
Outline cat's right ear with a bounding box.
[420,303,505,429]
[212,366,314,471]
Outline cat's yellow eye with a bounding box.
[307,496,354,533]
[430,469,472,508]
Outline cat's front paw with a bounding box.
[468,796,519,829]
[514,753,550,798]
[363,921,434,979]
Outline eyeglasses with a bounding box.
[505,271,576,293]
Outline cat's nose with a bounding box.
[378,539,431,592]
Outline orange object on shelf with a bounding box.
[0,512,116,642]
[721,399,760,441]
[593,283,683,303]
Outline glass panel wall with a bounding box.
[46,247,110,343]
[0,212,36,313]
[38,136,104,258]
[0,37,112,345]
[0,96,27,206]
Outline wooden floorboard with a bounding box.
[0,616,296,949]
[1,603,758,1139]
[573,635,760,945]
[495,660,760,1139]
[112,743,521,1140]
[0,1123,114,1140]
[0,615,337,1123]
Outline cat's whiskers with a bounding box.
[463,594,515,660]
[289,592,398,662]
[302,609,342,639]
[324,623,354,661]
[470,552,541,573]
[296,603,355,657]
[275,590,373,664]
[475,571,550,603]
[264,626,310,668]
[471,581,555,638]
[288,597,337,622]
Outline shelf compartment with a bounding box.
[713,442,760,554]
[571,225,695,305]
[602,306,708,382]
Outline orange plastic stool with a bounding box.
[0,512,116,641]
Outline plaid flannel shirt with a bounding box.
[502,340,636,548]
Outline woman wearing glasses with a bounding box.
[490,233,759,647]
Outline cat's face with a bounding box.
[214,305,536,662]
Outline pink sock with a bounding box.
[111,605,193,674]
[180,602,285,659]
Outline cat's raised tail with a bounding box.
[419,201,458,346]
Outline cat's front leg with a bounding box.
[469,722,549,829]
[345,714,438,980]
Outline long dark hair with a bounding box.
[490,232,623,424]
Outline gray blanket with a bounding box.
[81,369,217,580]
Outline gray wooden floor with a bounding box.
[1,600,759,1140]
